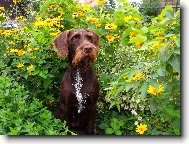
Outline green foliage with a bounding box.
[0,76,75,135]
[0,0,180,135]
[139,0,160,17]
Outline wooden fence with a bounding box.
[158,1,180,13]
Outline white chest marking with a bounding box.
[74,69,87,113]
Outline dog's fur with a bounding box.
[53,29,100,134]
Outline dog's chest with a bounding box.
[62,69,98,113]
[72,69,88,113]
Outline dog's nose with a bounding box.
[83,46,92,54]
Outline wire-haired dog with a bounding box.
[53,29,100,134]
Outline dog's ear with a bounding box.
[53,30,69,57]
[86,29,100,47]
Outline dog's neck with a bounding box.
[68,64,93,81]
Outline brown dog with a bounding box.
[53,29,100,134]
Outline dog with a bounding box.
[53,29,100,135]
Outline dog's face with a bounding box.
[53,29,99,67]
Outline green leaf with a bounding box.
[171,55,180,74]
[39,71,47,79]
[121,29,132,46]
[141,27,148,34]
[129,34,147,43]
[175,11,180,20]
[117,104,121,112]
[43,78,53,89]
[125,82,132,92]
[148,79,159,89]
[174,37,180,48]
[158,5,173,20]
[115,130,122,135]
[157,68,165,76]
[116,0,128,3]
[114,11,125,26]
[113,86,124,97]
[36,34,44,43]
[150,101,158,113]
[174,49,180,55]
[166,10,174,18]
[109,101,116,109]
[99,123,109,130]
[164,19,176,26]
[166,63,173,74]
[128,70,135,80]
[106,88,117,98]
[105,128,114,135]
[140,83,149,100]
[111,118,118,130]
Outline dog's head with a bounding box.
[53,29,99,67]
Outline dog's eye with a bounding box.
[86,35,93,43]
[72,35,80,42]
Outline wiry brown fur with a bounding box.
[72,41,98,66]
[53,29,100,135]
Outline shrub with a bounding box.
[0,76,75,135]
[0,0,180,135]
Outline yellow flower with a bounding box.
[171,35,176,40]
[0,7,5,11]
[171,21,177,25]
[87,16,99,24]
[31,56,36,59]
[156,31,162,36]
[13,0,22,3]
[95,23,101,28]
[55,15,64,22]
[16,16,27,22]
[78,11,84,17]
[133,17,140,23]
[17,50,27,56]
[97,0,106,5]
[34,21,44,28]
[129,31,138,38]
[76,4,81,9]
[105,23,117,30]
[136,42,143,48]
[123,75,132,83]
[0,30,11,36]
[147,84,164,95]
[10,48,19,53]
[169,42,174,48]
[0,12,5,17]
[136,123,147,135]
[12,28,18,33]
[50,30,61,37]
[27,64,34,70]
[33,48,39,51]
[3,53,9,57]
[49,4,54,9]
[166,25,172,28]
[106,35,115,42]
[161,37,167,42]
[150,43,161,50]
[17,63,24,68]
[132,72,145,81]
[9,41,15,45]
[173,70,177,74]
[123,72,145,82]
[124,15,132,23]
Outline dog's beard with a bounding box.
[72,51,97,67]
